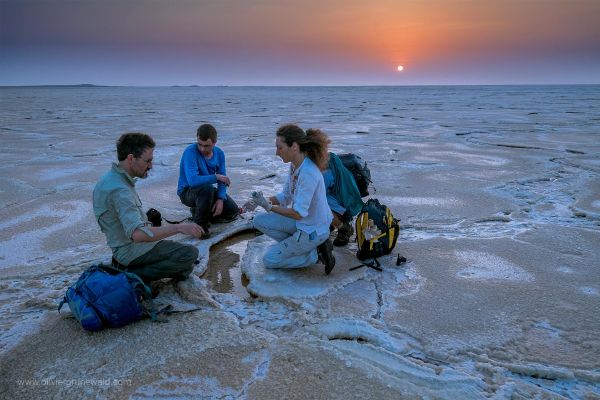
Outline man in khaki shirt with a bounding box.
[93,132,204,283]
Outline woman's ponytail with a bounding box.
[303,128,330,170]
[276,124,330,170]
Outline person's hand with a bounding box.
[179,222,205,239]
[212,198,224,217]
[216,174,231,186]
[252,191,272,212]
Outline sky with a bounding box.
[1,0,599,86]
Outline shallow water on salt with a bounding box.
[204,232,257,299]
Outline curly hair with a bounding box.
[276,124,330,170]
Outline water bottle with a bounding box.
[364,219,380,240]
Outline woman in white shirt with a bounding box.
[248,124,336,274]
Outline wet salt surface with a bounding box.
[1,85,599,398]
[204,232,256,299]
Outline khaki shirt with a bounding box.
[93,163,157,265]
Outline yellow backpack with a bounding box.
[355,199,400,261]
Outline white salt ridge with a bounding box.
[0,200,89,270]
[189,219,254,277]
[241,236,370,300]
[378,195,463,207]
[315,318,416,355]
[330,340,485,398]
[557,266,575,274]
[533,321,561,339]
[38,164,96,180]
[427,150,509,166]
[132,349,270,399]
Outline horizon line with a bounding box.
[2,83,599,89]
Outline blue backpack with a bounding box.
[58,264,152,332]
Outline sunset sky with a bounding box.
[1,0,599,86]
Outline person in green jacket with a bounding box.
[322,152,364,246]
[93,132,204,283]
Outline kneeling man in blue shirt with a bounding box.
[177,124,239,236]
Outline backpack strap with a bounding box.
[366,233,387,250]
[58,297,67,312]
[120,270,158,321]
[162,216,189,225]
[349,258,382,272]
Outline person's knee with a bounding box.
[179,244,199,263]
[262,254,278,269]
[263,247,284,269]
[252,213,267,231]
[173,245,197,279]
[195,184,216,196]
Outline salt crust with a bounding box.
[189,218,255,277]
[377,195,463,207]
[314,318,416,354]
[454,250,535,282]
[0,200,89,270]
[328,340,484,397]
[241,235,369,300]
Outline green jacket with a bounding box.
[329,153,364,216]
[93,163,157,265]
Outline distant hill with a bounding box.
[0,84,112,88]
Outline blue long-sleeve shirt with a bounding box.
[177,144,228,199]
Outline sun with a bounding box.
[397,65,404,72]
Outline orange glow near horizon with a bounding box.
[2,0,599,85]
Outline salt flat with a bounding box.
[0,85,599,399]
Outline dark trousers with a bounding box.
[340,210,353,223]
[179,184,239,227]
[332,210,353,227]
[126,240,198,283]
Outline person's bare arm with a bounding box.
[131,222,204,242]
[270,205,301,220]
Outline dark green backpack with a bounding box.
[338,153,372,197]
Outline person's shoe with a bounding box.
[317,238,336,275]
[333,221,354,247]
[149,283,161,299]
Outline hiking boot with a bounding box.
[317,238,336,275]
[149,283,161,299]
[333,221,354,247]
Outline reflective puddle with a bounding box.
[205,231,257,299]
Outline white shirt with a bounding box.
[275,157,333,236]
